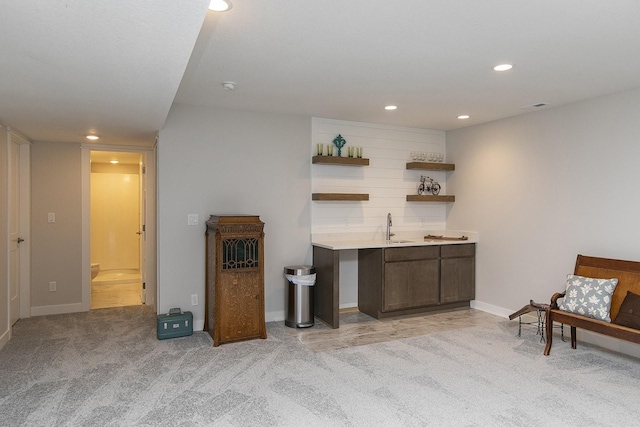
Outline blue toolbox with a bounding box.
[157,308,193,340]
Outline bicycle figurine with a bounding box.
[418,176,441,196]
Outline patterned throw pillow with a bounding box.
[558,274,618,322]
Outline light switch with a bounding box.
[48,213,55,223]
[187,214,199,226]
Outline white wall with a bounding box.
[311,118,447,306]
[446,88,640,355]
[90,167,140,271]
[31,142,83,315]
[312,118,447,235]
[157,105,311,327]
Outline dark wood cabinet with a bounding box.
[383,247,440,311]
[205,215,267,347]
[358,244,475,319]
[440,244,475,303]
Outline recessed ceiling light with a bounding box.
[208,0,232,11]
[493,63,513,72]
[457,115,470,120]
[86,135,99,141]
[385,105,398,111]
[110,160,119,164]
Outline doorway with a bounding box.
[83,149,156,310]
[8,129,30,324]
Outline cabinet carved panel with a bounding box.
[205,215,266,347]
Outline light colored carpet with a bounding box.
[1,306,638,426]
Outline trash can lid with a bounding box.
[284,265,315,275]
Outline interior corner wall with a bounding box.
[157,105,312,328]
[0,125,8,350]
[30,142,83,314]
[445,87,640,319]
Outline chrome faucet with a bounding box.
[386,213,393,240]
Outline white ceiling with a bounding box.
[0,0,209,147]
[3,1,640,147]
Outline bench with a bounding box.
[544,254,640,356]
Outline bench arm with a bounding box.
[549,291,566,309]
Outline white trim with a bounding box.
[473,300,640,359]
[81,146,158,313]
[80,143,154,152]
[193,319,204,332]
[31,302,83,317]
[470,300,511,318]
[0,326,9,351]
[18,141,30,318]
[81,149,91,311]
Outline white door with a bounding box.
[139,159,147,303]
[9,138,22,325]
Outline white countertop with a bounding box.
[311,230,478,250]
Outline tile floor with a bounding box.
[91,282,143,310]
[283,307,504,352]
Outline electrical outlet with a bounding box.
[191,294,198,306]
[49,281,56,292]
[187,214,199,226]
[48,212,55,223]
[344,219,349,229]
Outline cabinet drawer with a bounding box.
[440,243,475,258]
[384,246,439,262]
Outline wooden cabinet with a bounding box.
[440,244,476,303]
[358,244,475,319]
[205,215,267,347]
[381,246,440,312]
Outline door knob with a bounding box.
[16,237,24,244]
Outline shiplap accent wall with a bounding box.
[311,118,447,235]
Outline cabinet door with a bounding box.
[440,257,475,303]
[383,259,439,311]
[219,271,263,342]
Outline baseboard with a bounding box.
[0,327,10,351]
[470,300,512,318]
[266,310,284,323]
[30,303,84,317]
[473,300,640,359]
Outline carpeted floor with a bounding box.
[1,306,638,426]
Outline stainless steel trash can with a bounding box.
[284,265,316,328]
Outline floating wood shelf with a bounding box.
[406,162,455,171]
[313,156,369,166]
[406,195,455,202]
[312,193,369,201]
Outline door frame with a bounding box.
[8,129,31,320]
[81,143,157,312]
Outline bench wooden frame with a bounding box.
[544,254,640,355]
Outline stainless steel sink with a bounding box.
[388,240,413,244]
